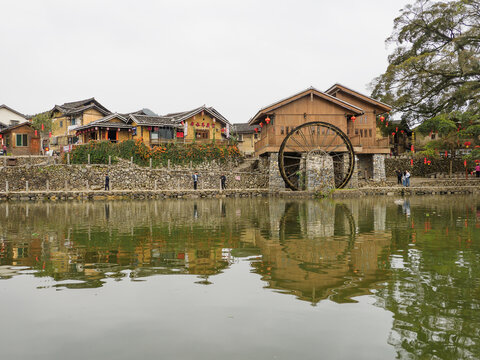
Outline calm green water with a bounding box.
[0,197,479,360]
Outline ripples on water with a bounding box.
[0,196,479,360]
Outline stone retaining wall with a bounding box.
[0,162,269,192]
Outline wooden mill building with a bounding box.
[248,85,392,186]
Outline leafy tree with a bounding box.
[31,112,54,154]
[371,0,480,126]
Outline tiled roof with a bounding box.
[167,105,231,125]
[129,114,180,127]
[325,83,392,111]
[75,114,131,131]
[0,104,27,119]
[52,98,111,116]
[232,123,255,134]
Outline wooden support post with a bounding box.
[108,155,111,166]
[88,154,91,165]
[149,158,152,169]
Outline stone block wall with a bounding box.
[385,157,466,177]
[0,162,269,192]
[306,154,334,192]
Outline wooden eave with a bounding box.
[248,88,364,125]
[325,84,392,112]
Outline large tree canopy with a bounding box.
[371,0,480,126]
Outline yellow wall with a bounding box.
[83,109,104,125]
[237,133,257,154]
[184,113,224,141]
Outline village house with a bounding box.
[0,122,41,156]
[248,85,392,184]
[0,104,28,129]
[74,105,231,147]
[49,98,111,150]
[231,123,258,155]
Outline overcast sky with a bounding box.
[0,0,411,123]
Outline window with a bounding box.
[238,134,243,141]
[71,119,76,126]
[16,134,28,147]
[286,126,289,134]
[254,133,258,140]
[280,127,285,135]
[355,129,359,135]
[369,129,372,137]
[60,121,63,128]
[360,129,363,137]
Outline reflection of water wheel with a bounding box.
[278,121,355,190]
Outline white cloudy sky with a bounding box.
[0,0,411,122]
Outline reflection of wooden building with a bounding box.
[248,85,392,182]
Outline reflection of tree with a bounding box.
[376,202,480,359]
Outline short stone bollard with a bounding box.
[26,181,29,192]
[88,154,91,165]
[131,156,134,166]
[150,158,152,169]
[167,159,170,169]
[108,155,111,166]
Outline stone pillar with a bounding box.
[343,155,358,189]
[267,152,285,191]
[305,153,335,192]
[373,154,386,182]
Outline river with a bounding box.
[0,196,478,359]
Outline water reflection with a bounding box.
[0,197,479,358]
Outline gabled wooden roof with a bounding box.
[248,87,364,125]
[325,83,392,112]
[0,121,32,133]
[75,113,131,130]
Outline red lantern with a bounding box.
[265,117,271,124]
[35,130,38,136]
[206,123,210,127]
[386,122,389,127]
[196,123,200,127]
[380,116,385,122]
[396,127,398,133]
[424,157,427,164]
[254,128,258,133]
[410,159,414,166]
[260,122,263,127]
[427,160,431,165]
[464,141,471,148]
[49,132,52,138]
[41,123,44,131]
[401,130,404,134]
[392,132,395,136]
[445,151,448,157]
[202,122,205,127]
[190,122,194,126]
[351,116,356,122]
[411,145,414,152]
[181,121,184,126]
[464,160,467,167]
[0,134,2,139]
